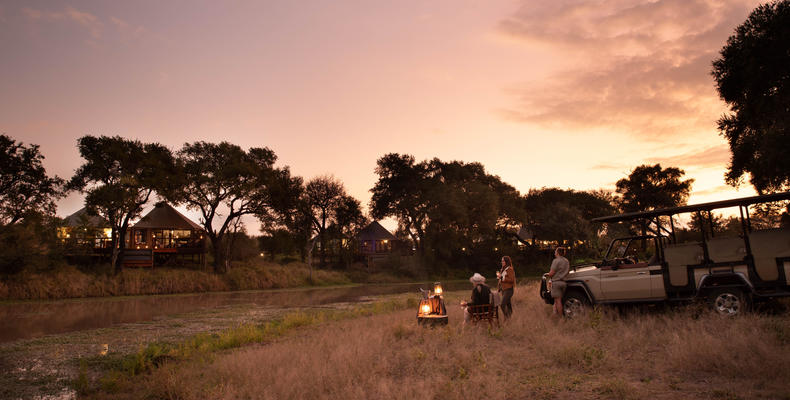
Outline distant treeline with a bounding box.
[0,134,787,278]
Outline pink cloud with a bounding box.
[498,0,761,139]
[22,6,103,39]
[646,145,730,169]
[692,185,736,197]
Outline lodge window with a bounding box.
[152,229,198,248]
[134,230,146,244]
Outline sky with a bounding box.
[0,0,763,231]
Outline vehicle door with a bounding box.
[599,238,654,300]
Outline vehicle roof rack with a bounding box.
[592,191,790,223]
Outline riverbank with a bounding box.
[0,258,539,301]
[80,282,790,400]
[0,261,358,301]
[0,288,417,400]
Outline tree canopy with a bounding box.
[615,164,693,239]
[370,153,525,271]
[303,175,366,267]
[712,0,790,193]
[523,188,615,245]
[69,136,175,272]
[370,154,432,252]
[0,134,63,225]
[173,141,300,272]
[616,164,693,213]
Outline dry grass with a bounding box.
[0,261,351,300]
[83,281,790,400]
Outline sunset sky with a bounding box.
[0,0,763,230]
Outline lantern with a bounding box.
[416,281,448,326]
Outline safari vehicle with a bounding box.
[540,192,790,317]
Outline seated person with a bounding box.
[461,273,492,325]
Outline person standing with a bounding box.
[497,255,515,320]
[547,247,570,317]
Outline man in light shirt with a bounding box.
[546,247,569,316]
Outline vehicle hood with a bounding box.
[568,264,598,278]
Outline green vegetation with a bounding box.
[78,283,790,400]
[712,0,790,193]
[0,260,352,300]
[75,295,415,395]
[69,136,177,272]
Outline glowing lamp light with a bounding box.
[421,303,431,314]
[433,283,443,295]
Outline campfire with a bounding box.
[417,282,448,326]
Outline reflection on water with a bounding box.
[0,281,472,343]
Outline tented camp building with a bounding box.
[58,207,112,251]
[125,202,206,267]
[357,221,399,255]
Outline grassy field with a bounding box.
[79,281,790,400]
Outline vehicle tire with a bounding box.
[562,291,590,319]
[708,288,749,316]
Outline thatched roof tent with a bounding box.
[63,208,108,228]
[133,202,203,230]
[358,221,397,241]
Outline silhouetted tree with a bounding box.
[174,141,300,273]
[0,134,63,226]
[523,188,615,246]
[371,154,525,272]
[370,154,432,253]
[329,195,368,268]
[303,176,364,267]
[69,136,175,273]
[712,0,790,193]
[616,164,693,238]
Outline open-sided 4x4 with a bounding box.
[540,192,790,317]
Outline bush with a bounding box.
[0,214,61,274]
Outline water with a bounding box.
[0,281,473,343]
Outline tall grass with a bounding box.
[0,260,351,300]
[76,296,415,396]
[84,282,790,400]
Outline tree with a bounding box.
[523,188,615,246]
[329,195,368,268]
[370,154,432,253]
[174,141,300,273]
[0,134,63,226]
[615,164,694,237]
[69,136,175,273]
[372,154,528,273]
[712,0,790,193]
[303,175,364,267]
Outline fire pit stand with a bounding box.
[416,282,448,326]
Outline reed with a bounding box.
[83,282,790,399]
[0,261,351,300]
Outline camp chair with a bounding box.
[467,303,499,327]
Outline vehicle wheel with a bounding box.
[708,288,748,316]
[563,291,590,319]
